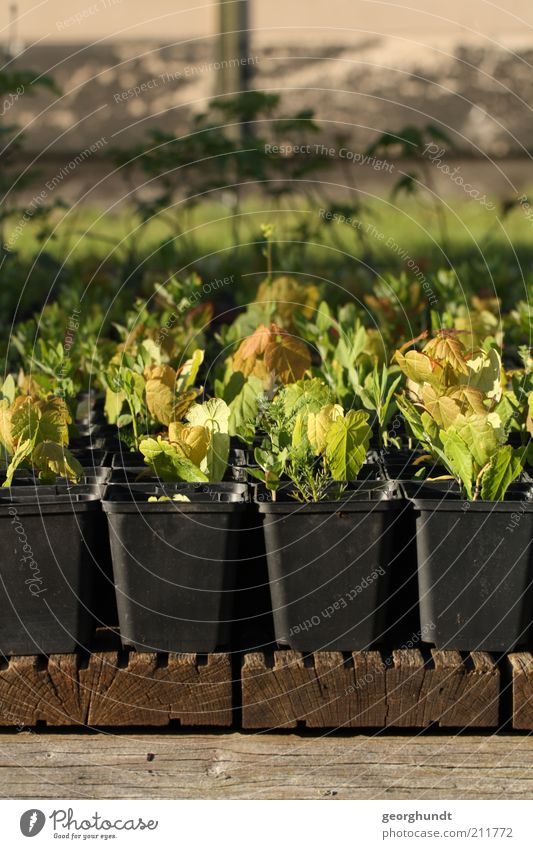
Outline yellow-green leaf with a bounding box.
[325,410,371,481]
[307,404,344,454]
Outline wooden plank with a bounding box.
[0,652,232,728]
[0,647,501,730]
[509,652,533,729]
[1,732,533,800]
[242,650,499,729]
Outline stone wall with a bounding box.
[7,35,533,164]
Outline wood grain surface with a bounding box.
[0,732,531,799]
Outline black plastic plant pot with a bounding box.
[105,480,249,501]
[258,483,401,651]
[71,448,111,467]
[0,488,101,655]
[411,488,533,652]
[9,467,112,487]
[70,435,109,451]
[227,448,256,483]
[103,484,248,652]
[111,451,145,469]
[382,448,448,481]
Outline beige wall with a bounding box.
[3,0,533,48]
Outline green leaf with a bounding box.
[205,432,230,482]
[280,378,334,424]
[176,349,204,393]
[186,398,229,432]
[139,437,207,483]
[452,413,504,469]
[325,410,371,480]
[396,395,425,442]
[420,411,441,447]
[32,442,84,483]
[1,375,16,404]
[493,394,516,432]
[3,439,33,487]
[439,430,473,498]
[104,387,125,424]
[381,374,402,427]
[335,324,367,370]
[11,398,70,446]
[252,447,283,492]
[480,445,523,501]
[228,376,263,440]
[462,347,502,401]
[219,369,245,404]
[315,301,333,334]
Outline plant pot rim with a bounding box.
[411,496,533,512]
[256,478,399,507]
[258,501,401,514]
[258,483,401,513]
[0,487,102,515]
[103,482,249,512]
[103,500,248,513]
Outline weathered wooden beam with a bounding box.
[242,650,500,729]
[0,651,233,727]
[509,652,533,729]
[0,645,502,730]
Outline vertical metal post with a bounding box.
[217,0,250,97]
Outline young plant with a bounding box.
[0,393,83,486]
[103,344,203,449]
[139,398,231,483]
[353,363,402,448]
[296,300,385,393]
[394,331,522,499]
[251,379,372,501]
[216,323,312,443]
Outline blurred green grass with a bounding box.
[6,193,533,269]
